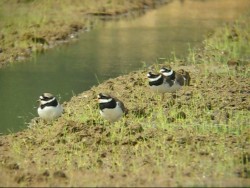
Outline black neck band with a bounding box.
[99,99,116,110]
[149,76,164,86]
[41,99,58,109]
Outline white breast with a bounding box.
[38,104,63,121]
[149,79,181,93]
[165,81,181,93]
[100,102,123,122]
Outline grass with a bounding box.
[0,7,250,188]
[5,67,250,186]
[187,13,250,65]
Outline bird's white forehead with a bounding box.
[98,98,112,103]
[39,96,44,100]
[98,93,110,98]
[161,69,173,76]
[40,97,56,104]
[148,74,162,82]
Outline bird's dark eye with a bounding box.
[43,96,51,101]
[99,93,109,99]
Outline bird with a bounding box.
[97,93,127,123]
[147,71,176,100]
[159,67,191,99]
[147,72,172,94]
[159,67,186,92]
[176,69,191,86]
[37,93,63,121]
[147,67,190,100]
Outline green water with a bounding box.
[0,0,249,134]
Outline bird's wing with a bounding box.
[175,74,185,86]
[116,100,128,115]
[164,76,174,87]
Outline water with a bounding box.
[0,0,249,134]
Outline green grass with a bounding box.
[7,66,249,186]
[188,13,250,65]
[1,8,250,188]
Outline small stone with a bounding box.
[53,170,67,179]
[42,170,50,177]
[8,163,19,170]
[167,117,175,123]
[206,102,212,110]
[199,150,209,155]
[166,135,173,141]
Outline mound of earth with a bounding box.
[0,61,249,187]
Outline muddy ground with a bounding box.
[0,61,249,186]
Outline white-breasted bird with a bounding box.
[97,93,127,123]
[159,67,186,92]
[147,67,190,100]
[147,72,172,93]
[37,93,63,121]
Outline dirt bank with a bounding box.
[0,59,249,186]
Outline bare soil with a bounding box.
[0,61,249,187]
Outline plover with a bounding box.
[177,69,191,86]
[37,93,63,121]
[97,93,127,122]
[148,67,190,100]
[159,67,187,92]
[147,71,176,100]
[147,72,172,93]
